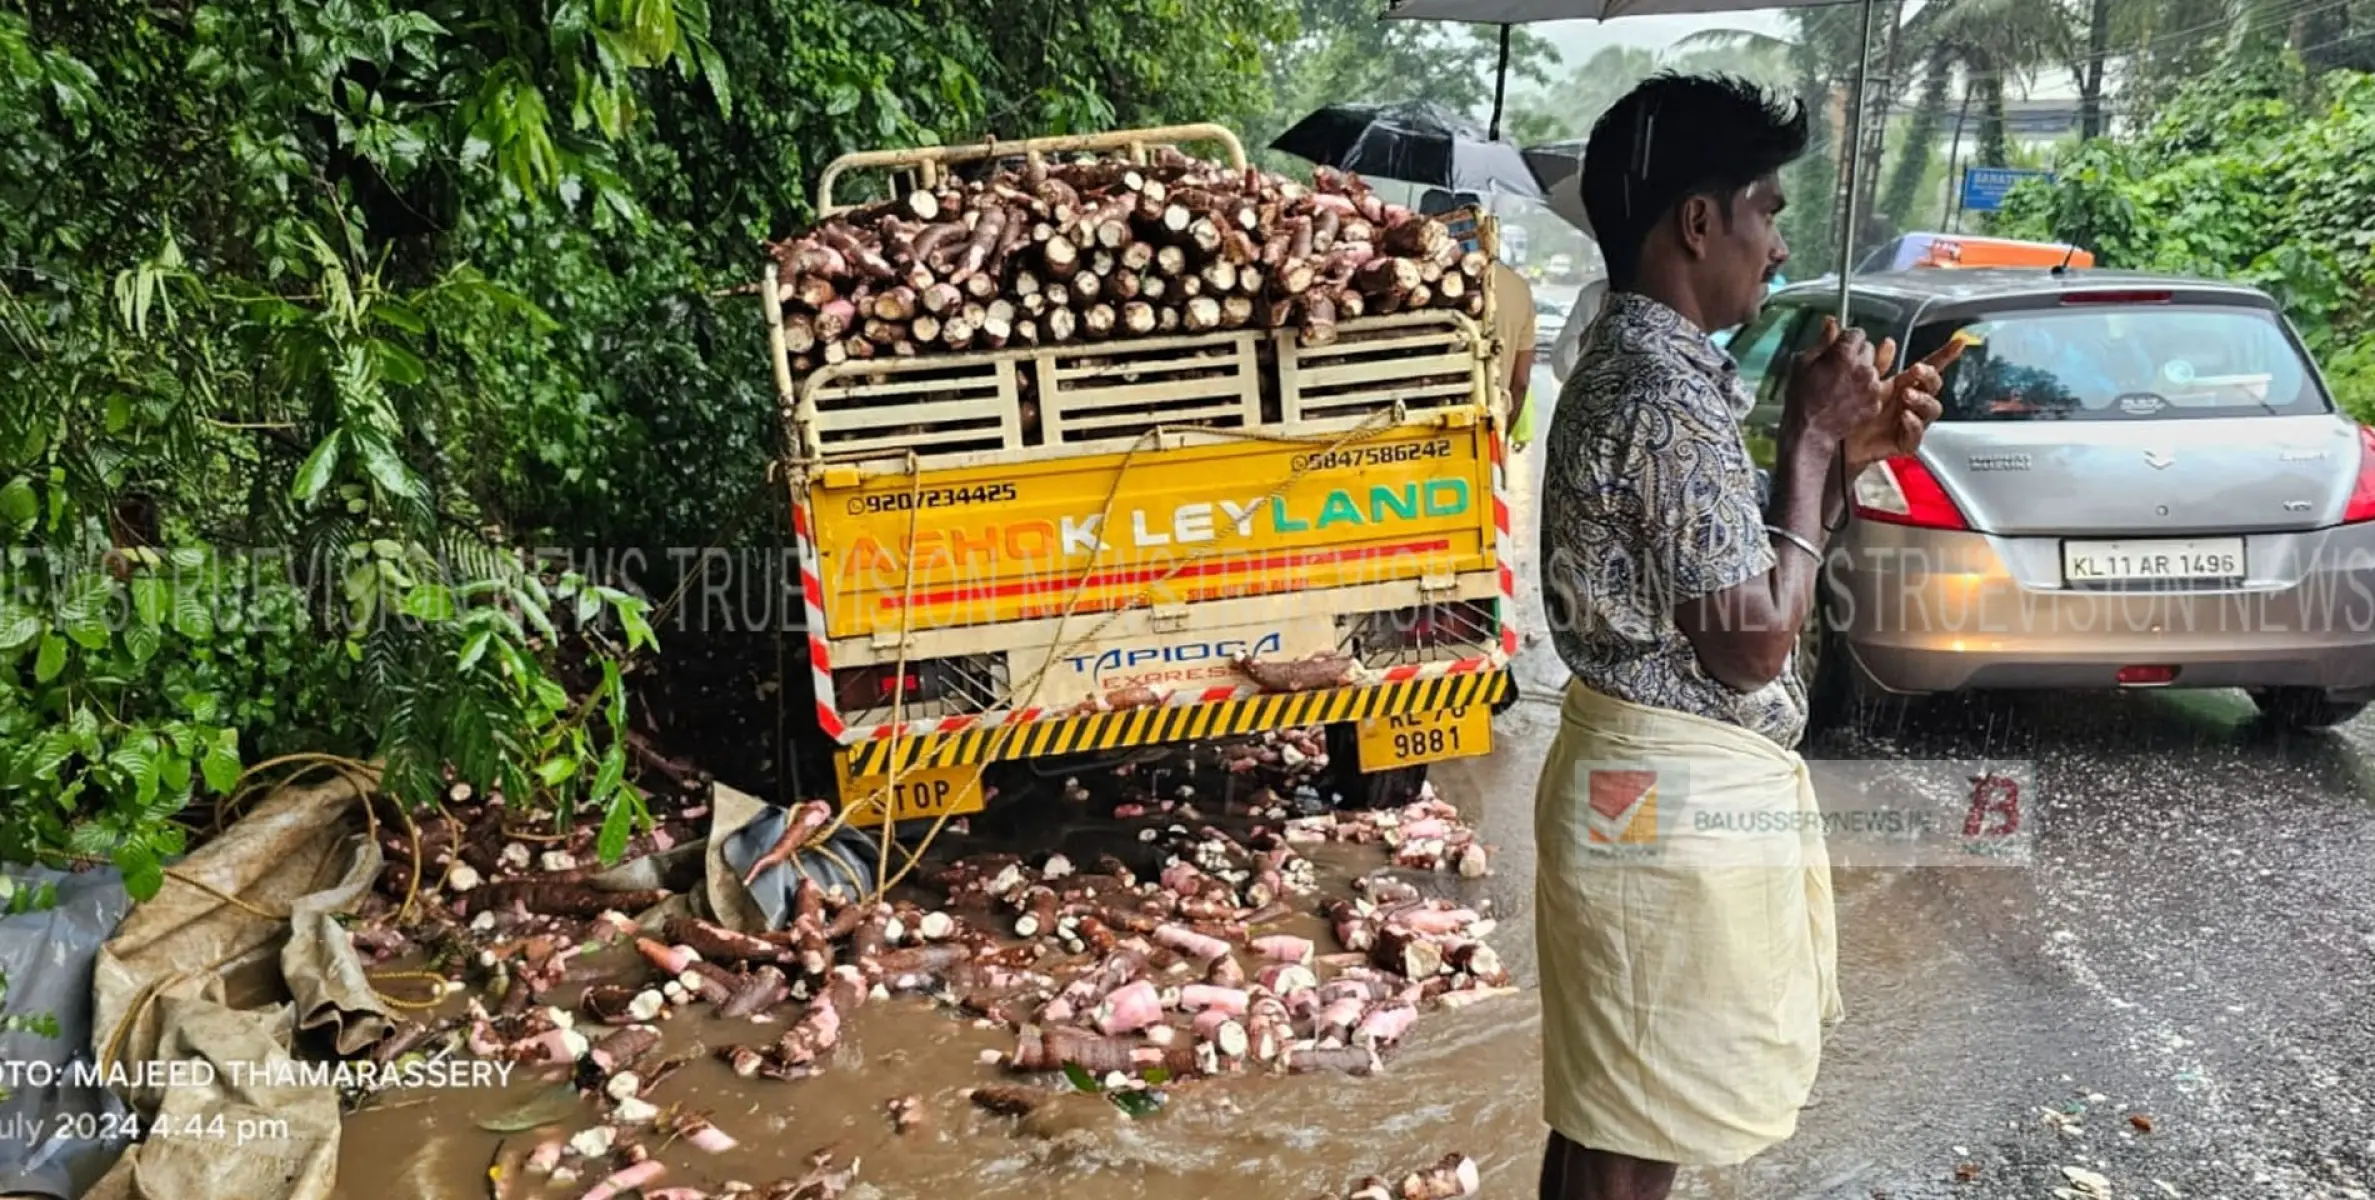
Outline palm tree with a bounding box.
[1917,0,2080,167]
[1501,45,1660,144]
[1880,41,1959,226]
[1674,13,1867,264]
[1693,0,2080,249]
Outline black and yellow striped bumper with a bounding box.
[838,669,1512,778]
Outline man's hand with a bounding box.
[1843,336,1963,475]
[1781,316,1881,445]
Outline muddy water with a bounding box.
[332,399,2050,1199]
[332,714,2050,1200]
[336,780,1543,1199]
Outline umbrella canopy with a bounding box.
[1270,100,1544,201]
[1544,168,1591,236]
[1521,138,1585,195]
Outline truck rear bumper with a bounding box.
[837,667,1512,778]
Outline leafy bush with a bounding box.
[1,0,1289,894]
[1997,55,2375,418]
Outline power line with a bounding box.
[1509,0,2361,149]
[1619,0,2354,94]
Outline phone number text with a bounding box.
[846,483,1018,516]
[1291,440,1454,473]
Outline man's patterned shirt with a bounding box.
[1538,292,1807,749]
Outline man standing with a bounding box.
[1418,190,1537,448]
[1497,260,1538,446]
[1532,74,1954,1200]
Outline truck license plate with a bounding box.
[2062,537,2244,583]
[1356,705,1492,772]
[834,761,987,828]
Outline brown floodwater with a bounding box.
[332,713,2024,1200]
[333,427,2045,1199]
[333,744,1546,1200]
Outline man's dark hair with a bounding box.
[1580,72,1808,290]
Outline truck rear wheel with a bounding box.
[1322,723,1427,810]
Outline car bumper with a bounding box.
[1828,524,2375,699]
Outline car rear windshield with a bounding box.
[1909,303,2330,422]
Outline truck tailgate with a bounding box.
[807,423,1497,638]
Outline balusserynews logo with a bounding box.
[1585,768,1660,847]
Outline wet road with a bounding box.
[1492,366,2375,1199]
[339,369,2375,1199]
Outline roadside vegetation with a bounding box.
[1996,56,2375,417]
[0,0,1296,894]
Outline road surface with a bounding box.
[1482,365,2375,1198]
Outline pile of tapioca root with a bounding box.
[352,727,1503,1198]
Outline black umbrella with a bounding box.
[1270,100,1544,202]
[1520,138,1586,195]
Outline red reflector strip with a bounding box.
[2115,665,2177,685]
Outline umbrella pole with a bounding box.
[1835,0,1880,320]
[1489,24,1511,141]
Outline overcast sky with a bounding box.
[1531,10,1791,59]
[1517,8,2076,99]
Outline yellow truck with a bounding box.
[760,125,1521,828]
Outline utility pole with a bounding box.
[2081,0,2111,139]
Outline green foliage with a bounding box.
[0,0,1290,891]
[1059,1059,1168,1118]
[1250,0,1557,167]
[1,0,694,887]
[1996,56,2375,417]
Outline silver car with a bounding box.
[1732,270,2375,732]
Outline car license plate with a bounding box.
[1355,705,1492,772]
[2062,537,2244,583]
[833,760,987,828]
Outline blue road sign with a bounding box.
[1961,166,2051,213]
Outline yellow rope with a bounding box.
[188,756,443,1012]
[875,455,930,900]
[158,869,289,921]
[364,969,453,1012]
[99,947,251,1078]
[854,428,1159,900]
[214,753,376,833]
[389,794,424,927]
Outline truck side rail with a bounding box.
[761,279,1492,474]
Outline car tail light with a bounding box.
[2059,290,2171,305]
[1851,456,1971,531]
[2343,425,2375,524]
